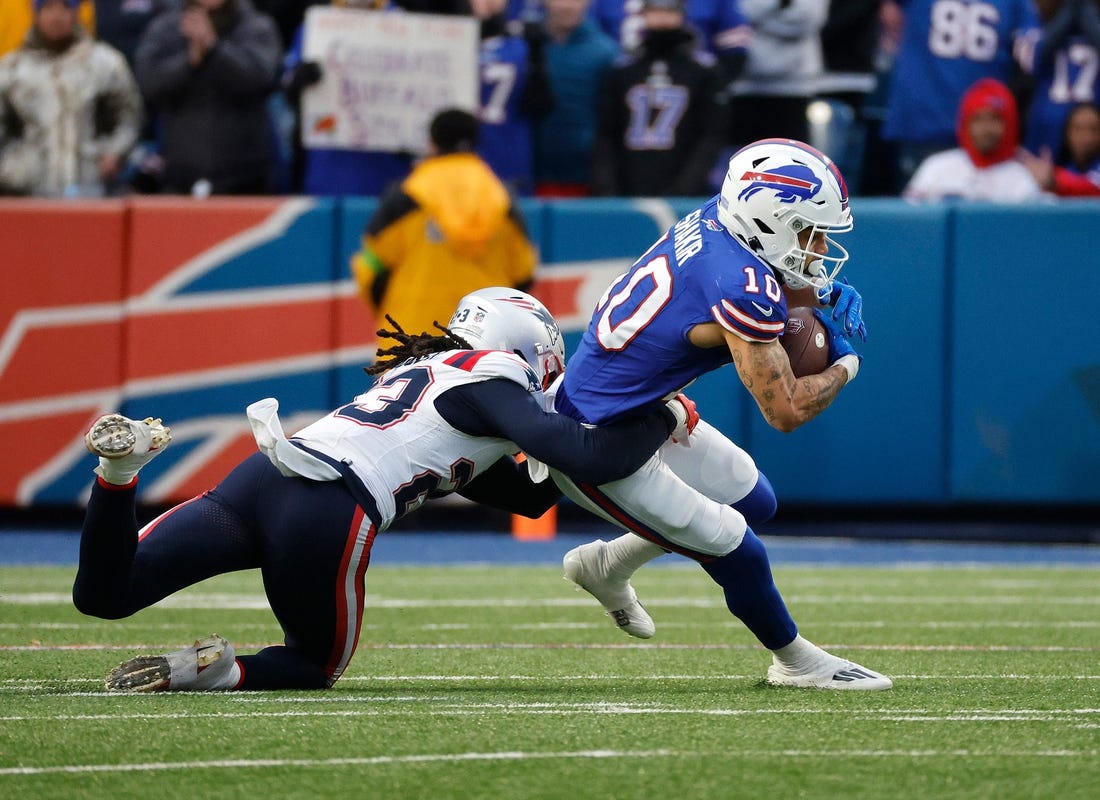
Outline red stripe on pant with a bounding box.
[136,493,205,542]
[324,506,377,685]
[576,482,717,564]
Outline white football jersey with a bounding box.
[289,349,541,530]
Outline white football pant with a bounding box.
[549,419,759,560]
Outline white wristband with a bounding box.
[834,354,860,384]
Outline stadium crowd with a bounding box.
[1,0,1098,200]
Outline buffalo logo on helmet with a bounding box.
[737,164,822,204]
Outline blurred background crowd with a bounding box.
[1,0,1098,202]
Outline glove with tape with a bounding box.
[811,307,862,383]
[665,393,699,447]
[817,277,867,341]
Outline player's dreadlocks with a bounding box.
[365,314,473,376]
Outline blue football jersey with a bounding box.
[883,0,1038,144]
[558,196,788,425]
[478,35,534,194]
[1024,32,1100,153]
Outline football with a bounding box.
[780,307,830,378]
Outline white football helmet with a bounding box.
[446,287,566,390]
[716,138,853,291]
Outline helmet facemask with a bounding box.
[774,212,853,291]
[717,138,854,292]
[530,341,565,391]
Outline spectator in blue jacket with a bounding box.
[532,0,619,195]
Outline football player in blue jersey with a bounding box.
[548,138,893,690]
[75,289,694,692]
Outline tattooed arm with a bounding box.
[722,328,849,433]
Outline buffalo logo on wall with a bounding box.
[0,198,630,506]
[0,199,372,506]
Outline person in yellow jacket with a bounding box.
[350,108,538,336]
[0,0,94,58]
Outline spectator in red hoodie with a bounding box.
[903,78,1046,202]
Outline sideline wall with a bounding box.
[1,197,1097,507]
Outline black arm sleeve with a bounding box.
[435,379,676,485]
[457,456,562,517]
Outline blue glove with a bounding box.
[812,307,862,366]
[817,278,867,341]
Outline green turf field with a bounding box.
[1,563,1097,799]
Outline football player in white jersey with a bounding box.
[550,139,893,689]
[77,288,696,692]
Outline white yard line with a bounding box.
[2,642,1097,653]
[0,711,1095,724]
[3,706,1097,722]
[0,749,676,776]
[3,592,1099,608]
[5,674,1100,689]
[1,747,1094,777]
[8,620,1099,631]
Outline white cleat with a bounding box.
[767,651,893,691]
[85,413,171,485]
[105,634,237,692]
[563,540,655,639]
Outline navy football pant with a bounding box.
[73,453,378,689]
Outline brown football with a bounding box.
[780,307,830,378]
